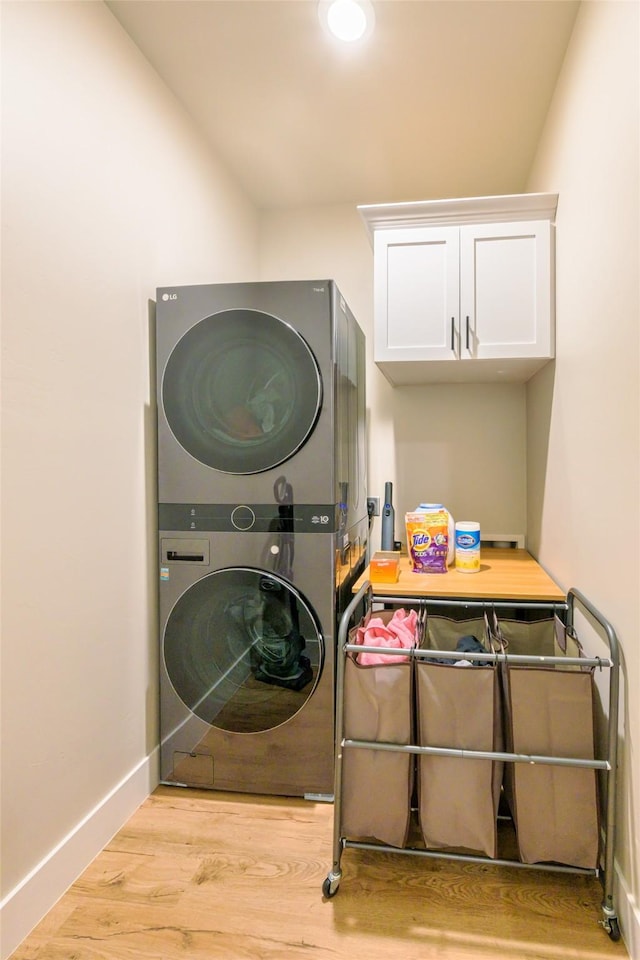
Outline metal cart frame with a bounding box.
[323,582,621,942]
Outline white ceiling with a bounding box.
[107,0,580,210]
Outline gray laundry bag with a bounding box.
[416,614,504,859]
[340,610,415,848]
[493,613,600,869]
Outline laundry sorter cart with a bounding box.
[322,550,622,942]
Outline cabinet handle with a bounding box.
[465,316,470,351]
[451,316,455,352]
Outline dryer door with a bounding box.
[162,309,322,475]
[163,567,324,733]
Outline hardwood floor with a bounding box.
[10,785,628,960]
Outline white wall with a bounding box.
[0,2,258,955]
[259,205,528,550]
[526,1,640,953]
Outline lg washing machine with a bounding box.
[156,280,367,796]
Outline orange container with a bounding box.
[370,551,401,584]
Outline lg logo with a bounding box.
[161,293,177,301]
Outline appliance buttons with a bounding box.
[231,505,256,531]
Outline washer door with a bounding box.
[163,568,324,733]
[162,309,322,474]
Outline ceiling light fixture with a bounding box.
[319,0,374,43]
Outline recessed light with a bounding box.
[318,0,375,43]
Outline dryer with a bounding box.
[156,280,367,796]
[156,279,366,524]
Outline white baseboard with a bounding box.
[616,866,640,958]
[0,750,159,960]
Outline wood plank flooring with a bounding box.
[10,785,628,960]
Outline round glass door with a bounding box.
[163,568,323,733]
[162,309,322,474]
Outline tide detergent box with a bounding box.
[405,509,450,574]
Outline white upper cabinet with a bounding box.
[359,194,557,385]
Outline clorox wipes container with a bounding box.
[455,521,481,573]
[405,504,455,574]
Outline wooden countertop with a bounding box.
[353,548,565,602]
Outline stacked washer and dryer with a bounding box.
[156,280,367,798]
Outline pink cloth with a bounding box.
[356,608,418,665]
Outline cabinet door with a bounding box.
[460,220,552,360]
[374,226,460,362]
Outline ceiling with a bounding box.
[107,0,580,210]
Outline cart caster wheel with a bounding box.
[606,917,621,942]
[322,875,340,898]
